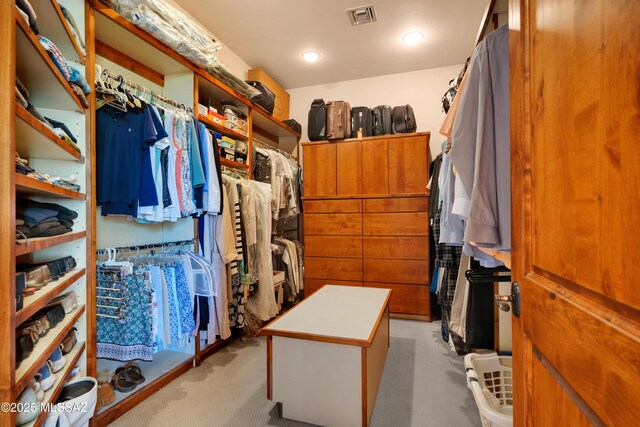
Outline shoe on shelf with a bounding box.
[111,369,136,393]
[49,346,67,373]
[15,385,41,426]
[29,377,45,402]
[57,377,97,427]
[38,362,58,392]
[118,364,145,386]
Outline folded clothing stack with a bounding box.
[16,198,78,239]
[15,78,82,154]
[15,153,81,192]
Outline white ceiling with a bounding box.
[175,0,489,90]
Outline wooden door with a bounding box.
[336,141,362,196]
[361,139,389,195]
[510,1,640,425]
[302,144,336,197]
[388,135,429,194]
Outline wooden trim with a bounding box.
[96,358,193,426]
[389,313,431,322]
[15,231,87,256]
[361,347,368,427]
[95,39,164,87]
[267,336,273,400]
[0,0,16,419]
[15,305,86,393]
[195,70,252,108]
[48,0,86,64]
[365,292,392,344]
[492,12,500,31]
[494,282,500,351]
[220,158,250,170]
[247,104,254,179]
[253,124,279,143]
[252,106,302,138]
[301,132,431,146]
[303,192,430,201]
[33,342,86,427]
[198,114,249,141]
[15,11,85,112]
[15,103,85,162]
[15,173,86,199]
[16,268,85,325]
[474,0,497,48]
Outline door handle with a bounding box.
[494,282,521,317]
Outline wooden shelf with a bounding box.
[252,106,301,139]
[16,174,85,200]
[16,232,86,256]
[220,158,250,170]
[16,268,85,325]
[198,114,248,141]
[15,103,84,162]
[15,305,86,392]
[15,11,85,112]
[29,0,85,64]
[197,74,251,108]
[23,342,86,427]
[301,131,432,146]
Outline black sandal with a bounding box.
[111,369,136,392]
[123,364,145,385]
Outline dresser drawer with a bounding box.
[305,235,363,258]
[363,212,428,236]
[304,279,363,297]
[363,197,429,213]
[363,259,430,284]
[304,213,363,235]
[363,236,429,260]
[304,199,362,213]
[364,282,430,316]
[305,257,363,281]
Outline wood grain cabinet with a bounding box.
[302,133,431,320]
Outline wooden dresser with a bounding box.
[302,132,431,320]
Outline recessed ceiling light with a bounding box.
[302,51,320,63]
[402,31,424,45]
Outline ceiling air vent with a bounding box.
[346,5,377,26]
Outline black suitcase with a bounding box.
[245,81,276,114]
[283,119,302,134]
[372,105,392,136]
[392,104,417,134]
[308,99,327,141]
[351,107,373,137]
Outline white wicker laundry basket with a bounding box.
[464,353,514,427]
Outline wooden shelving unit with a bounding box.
[15,232,86,256]
[220,158,250,170]
[198,114,249,141]
[16,174,85,199]
[15,11,85,112]
[29,0,85,64]
[15,305,86,392]
[15,104,85,162]
[17,268,86,325]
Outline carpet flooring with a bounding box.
[108,319,481,426]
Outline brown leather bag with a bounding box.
[61,327,77,354]
[326,100,351,139]
[97,383,116,409]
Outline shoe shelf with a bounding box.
[15,10,85,112]
[29,0,85,64]
[15,103,85,163]
[17,268,85,325]
[15,305,86,393]
[23,342,86,427]
[16,174,85,200]
[198,114,249,142]
[220,158,250,170]
[16,232,87,256]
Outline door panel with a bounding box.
[511,0,640,425]
[305,235,363,258]
[302,144,336,197]
[336,141,362,196]
[388,136,430,194]
[305,257,362,281]
[363,212,428,236]
[361,139,389,195]
[303,213,362,236]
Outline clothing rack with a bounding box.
[100,68,189,111]
[253,138,297,161]
[96,239,194,256]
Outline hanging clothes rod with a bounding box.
[96,239,195,254]
[252,138,297,161]
[101,69,188,111]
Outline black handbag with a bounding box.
[245,81,275,115]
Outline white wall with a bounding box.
[288,64,463,159]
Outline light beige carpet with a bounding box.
[109,319,481,426]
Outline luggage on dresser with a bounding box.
[392,104,417,133]
[326,100,351,139]
[245,80,276,114]
[372,105,392,136]
[307,99,327,141]
[283,119,302,134]
[350,106,373,138]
